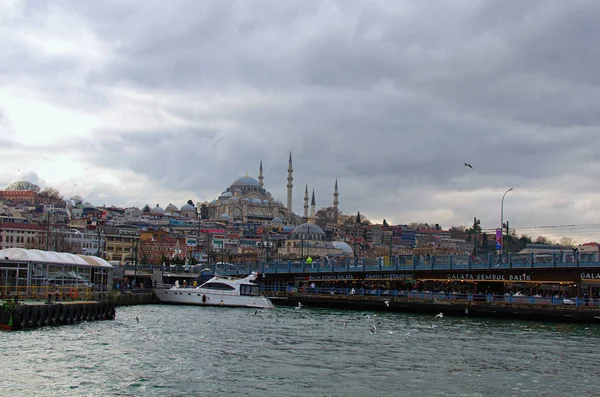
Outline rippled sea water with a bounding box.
[2,304,600,396]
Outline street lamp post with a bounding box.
[500,188,514,257]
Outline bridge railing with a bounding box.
[121,251,600,276]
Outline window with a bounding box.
[240,284,260,296]
[200,282,235,291]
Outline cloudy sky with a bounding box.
[1,0,599,242]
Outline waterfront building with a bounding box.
[0,222,46,250]
[139,233,187,265]
[104,224,140,263]
[0,248,113,293]
[0,190,41,205]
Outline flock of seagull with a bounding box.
[271,301,446,337]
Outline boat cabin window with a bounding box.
[240,284,260,296]
[200,282,235,291]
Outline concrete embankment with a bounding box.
[271,294,600,324]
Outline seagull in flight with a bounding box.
[370,324,377,334]
[384,300,390,307]
[463,163,473,169]
[435,312,444,319]
[294,302,303,310]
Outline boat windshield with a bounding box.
[199,282,236,291]
[240,284,260,296]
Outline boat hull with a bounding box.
[153,288,274,309]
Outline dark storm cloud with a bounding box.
[3,0,600,238]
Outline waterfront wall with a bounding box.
[271,293,600,324]
[113,291,157,306]
[1,301,116,331]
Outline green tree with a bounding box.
[142,204,151,213]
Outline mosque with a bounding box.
[203,153,340,226]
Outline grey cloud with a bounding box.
[2,0,600,240]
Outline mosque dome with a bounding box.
[150,204,164,214]
[218,213,230,221]
[262,199,270,205]
[332,241,354,256]
[271,217,284,224]
[180,203,195,212]
[275,200,284,207]
[165,204,178,213]
[227,197,239,203]
[250,198,262,205]
[210,199,217,205]
[291,223,325,240]
[231,176,260,187]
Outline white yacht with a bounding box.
[153,272,274,309]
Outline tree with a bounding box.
[315,206,342,227]
[142,204,151,213]
[383,219,389,227]
[534,235,553,244]
[339,213,371,226]
[559,237,574,247]
[39,187,63,204]
[449,226,468,240]
[4,180,40,192]
[70,195,83,205]
[481,232,489,249]
[187,199,195,206]
[200,204,208,220]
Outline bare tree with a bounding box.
[315,206,342,227]
[558,236,574,247]
[39,187,64,204]
[4,180,41,192]
[534,235,553,244]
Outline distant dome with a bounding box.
[250,198,262,204]
[210,199,217,205]
[262,199,270,205]
[218,213,230,221]
[227,197,239,203]
[180,203,195,212]
[220,192,233,197]
[231,176,260,187]
[150,204,164,214]
[272,217,283,224]
[165,204,178,213]
[332,241,354,256]
[275,200,284,207]
[291,223,325,240]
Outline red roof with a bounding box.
[0,222,45,231]
[0,190,39,196]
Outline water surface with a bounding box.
[2,304,599,396]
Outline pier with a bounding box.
[0,300,115,331]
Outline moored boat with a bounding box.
[153,272,274,309]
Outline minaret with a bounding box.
[286,152,293,213]
[310,189,316,219]
[333,178,339,221]
[303,185,309,218]
[258,160,264,188]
